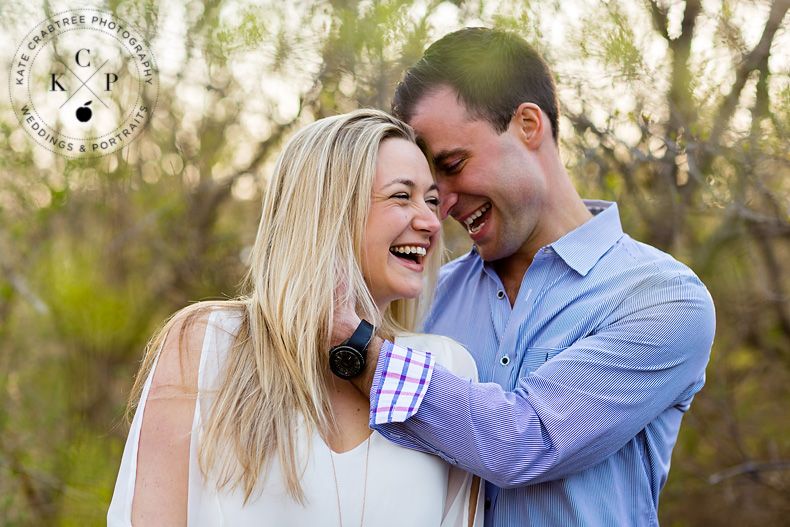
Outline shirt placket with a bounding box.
[481,266,509,384]
[492,249,556,390]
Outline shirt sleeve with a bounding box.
[370,274,716,488]
[370,340,435,425]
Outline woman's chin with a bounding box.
[374,286,424,310]
[399,290,423,301]
[395,282,424,301]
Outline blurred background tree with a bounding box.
[0,0,788,525]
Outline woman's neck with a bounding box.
[323,370,373,453]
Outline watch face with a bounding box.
[330,346,364,379]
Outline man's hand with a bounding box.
[330,276,382,397]
[331,276,361,347]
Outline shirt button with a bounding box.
[496,290,505,299]
[500,356,510,366]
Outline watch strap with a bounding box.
[346,319,374,352]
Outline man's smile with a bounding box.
[460,202,491,235]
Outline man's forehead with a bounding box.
[410,85,476,124]
[409,90,490,157]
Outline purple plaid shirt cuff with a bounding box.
[370,340,435,425]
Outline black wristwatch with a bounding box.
[329,320,375,379]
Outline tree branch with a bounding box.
[710,0,790,147]
[648,0,670,41]
[679,0,702,45]
[709,460,790,485]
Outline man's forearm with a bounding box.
[372,277,715,486]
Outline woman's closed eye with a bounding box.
[389,190,438,209]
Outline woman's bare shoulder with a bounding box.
[150,303,243,396]
[130,304,218,526]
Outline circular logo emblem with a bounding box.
[8,9,159,158]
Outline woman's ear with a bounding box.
[511,103,545,150]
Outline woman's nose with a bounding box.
[414,203,442,235]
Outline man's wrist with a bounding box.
[330,313,361,347]
[349,335,384,397]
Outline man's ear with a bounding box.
[511,103,545,150]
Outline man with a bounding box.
[330,27,715,526]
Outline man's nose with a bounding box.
[437,180,458,220]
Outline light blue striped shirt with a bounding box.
[370,200,715,526]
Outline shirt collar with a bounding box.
[549,200,624,276]
[464,200,624,276]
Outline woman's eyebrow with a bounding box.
[381,178,415,189]
[381,178,438,192]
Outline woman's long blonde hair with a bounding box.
[128,109,443,503]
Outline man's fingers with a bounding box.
[330,260,360,347]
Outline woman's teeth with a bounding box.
[464,203,491,233]
[389,245,427,256]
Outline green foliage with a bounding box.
[56,427,122,527]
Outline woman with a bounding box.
[108,109,482,526]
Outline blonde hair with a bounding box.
[128,109,443,503]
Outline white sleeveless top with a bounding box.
[108,309,482,526]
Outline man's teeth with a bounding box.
[390,245,427,256]
[463,203,491,226]
[469,222,484,234]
